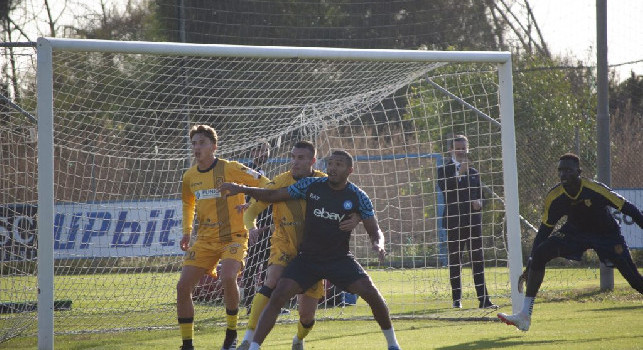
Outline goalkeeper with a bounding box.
[238,141,360,350]
[177,125,270,350]
[498,153,643,331]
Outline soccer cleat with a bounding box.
[497,312,530,331]
[388,346,401,350]
[221,328,237,350]
[180,346,194,350]
[291,335,305,350]
[452,300,462,309]
[479,299,498,309]
[237,340,250,350]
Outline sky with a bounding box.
[527,0,642,81]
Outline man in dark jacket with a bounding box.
[437,134,495,309]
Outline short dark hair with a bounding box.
[189,125,218,144]
[559,152,580,166]
[448,134,468,150]
[294,140,316,158]
[330,149,353,167]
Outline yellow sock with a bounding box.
[297,320,315,340]
[178,318,194,341]
[247,293,270,330]
[226,309,239,330]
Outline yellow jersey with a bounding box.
[182,158,269,242]
[244,170,326,246]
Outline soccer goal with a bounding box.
[9,38,522,348]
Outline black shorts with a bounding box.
[549,228,630,263]
[282,254,368,293]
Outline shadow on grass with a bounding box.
[583,303,643,312]
[442,334,643,350]
[435,336,560,349]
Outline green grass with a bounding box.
[2,267,642,349]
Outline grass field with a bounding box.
[1,267,642,349]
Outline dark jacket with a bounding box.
[437,159,483,217]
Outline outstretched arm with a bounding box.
[220,182,291,203]
[362,216,386,262]
[621,202,643,229]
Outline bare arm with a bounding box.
[220,182,291,203]
[362,216,386,262]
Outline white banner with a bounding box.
[0,200,184,261]
[614,188,643,249]
[53,200,183,258]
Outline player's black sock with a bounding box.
[181,339,193,349]
[222,328,237,349]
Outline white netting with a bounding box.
[1,42,513,340]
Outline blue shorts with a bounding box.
[282,254,368,292]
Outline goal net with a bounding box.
[2,38,521,343]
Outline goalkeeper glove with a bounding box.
[518,257,532,294]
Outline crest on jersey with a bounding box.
[215,176,224,187]
[614,244,623,255]
[343,200,353,210]
[584,199,592,207]
[228,243,241,255]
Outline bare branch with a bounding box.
[524,0,550,57]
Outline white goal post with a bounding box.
[32,37,522,349]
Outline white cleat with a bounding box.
[292,335,304,350]
[497,312,530,331]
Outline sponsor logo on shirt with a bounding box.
[245,167,261,179]
[195,188,221,200]
[313,207,346,222]
[279,217,303,226]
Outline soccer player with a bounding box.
[436,134,495,309]
[237,141,360,350]
[177,125,270,350]
[498,153,643,331]
[221,150,402,350]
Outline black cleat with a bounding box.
[479,298,498,309]
[221,328,237,350]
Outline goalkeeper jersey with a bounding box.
[244,170,326,246]
[541,178,626,236]
[182,158,269,242]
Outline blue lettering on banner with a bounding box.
[82,211,113,249]
[160,209,179,247]
[0,204,38,262]
[1,200,185,261]
[111,211,140,247]
[143,209,161,246]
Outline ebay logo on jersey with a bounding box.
[313,207,346,222]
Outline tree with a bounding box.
[154,0,504,50]
[609,73,643,188]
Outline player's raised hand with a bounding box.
[339,212,361,231]
[220,182,245,196]
[235,202,250,214]
[517,268,528,294]
[372,242,387,263]
[180,235,190,251]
